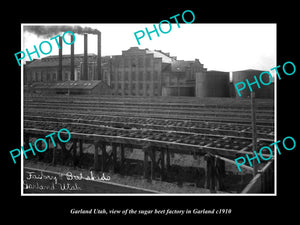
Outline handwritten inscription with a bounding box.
[24,180,81,191]
[23,169,110,193]
[65,171,110,181]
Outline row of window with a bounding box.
[25,69,109,84]
[112,89,161,96]
[111,83,160,90]
[26,72,64,82]
[111,71,160,82]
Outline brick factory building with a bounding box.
[24,47,207,97]
[110,47,206,97]
[24,47,273,99]
[232,69,274,99]
[29,80,111,95]
[24,54,111,85]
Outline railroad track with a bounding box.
[24,100,273,117]
[23,95,275,158]
[22,95,275,193]
[24,112,274,140]
[24,117,274,159]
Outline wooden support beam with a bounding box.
[52,138,58,165]
[204,154,226,192]
[160,148,165,181]
[79,139,83,157]
[143,149,149,179]
[100,143,106,172]
[72,139,77,167]
[210,156,216,193]
[204,156,209,189]
[112,143,117,173]
[94,142,100,171]
[120,144,125,169]
[166,147,170,171]
[205,153,216,193]
[143,143,153,180]
[104,149,114,171]
[215,157,225,191]
[59,142,70,165]
[150,148,156,180]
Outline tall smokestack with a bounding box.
[97,32,101,80]
[70,34,75,80]
[83,33,88,80]
[58,36,63,81]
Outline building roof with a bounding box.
[171,60,194,72]
[145,49,175,64]
[232,69,265,73]
[32,80,102,90]
[25,54,97,68]
[122,47,176,64]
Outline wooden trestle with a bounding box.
[23,127,275,193]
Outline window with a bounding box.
[146,71,151,81]
[154,59,161,69]
[132,84,136,94]
[139,83,143,90]
[124,72,128,81]
[138,72,143,81]
[153,71,158,81]
[131,57,137,68]
[132,72,136,81]
[64,72,69,81]
[32,72,36,81]
[124,57,129,68]
[37,72,41,81]
[145,57,151,67]
[138,57,144,67]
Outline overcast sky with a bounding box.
[23,23,276,72]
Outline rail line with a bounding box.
[23,94,275,193]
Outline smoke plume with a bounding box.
[24,25,100,37]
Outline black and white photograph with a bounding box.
[3,4,298,220]
[21,23,276,195]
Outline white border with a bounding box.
[20,23,277,196]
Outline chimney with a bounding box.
[70,34,75,80]
[82,33,88,80]
[58,36,63,81]
[97,32,101,80]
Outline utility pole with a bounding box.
[251,92,258,176]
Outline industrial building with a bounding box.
[110,47,207,97]
[24,46,208,97]
[23,32,274,99]
[196,70,230,97]
[110,47,170,96]
[23,28,275,194]
[29,80,111,95]
[162,59,206,96]
[232,69,274,99]
[24,33,110,83]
